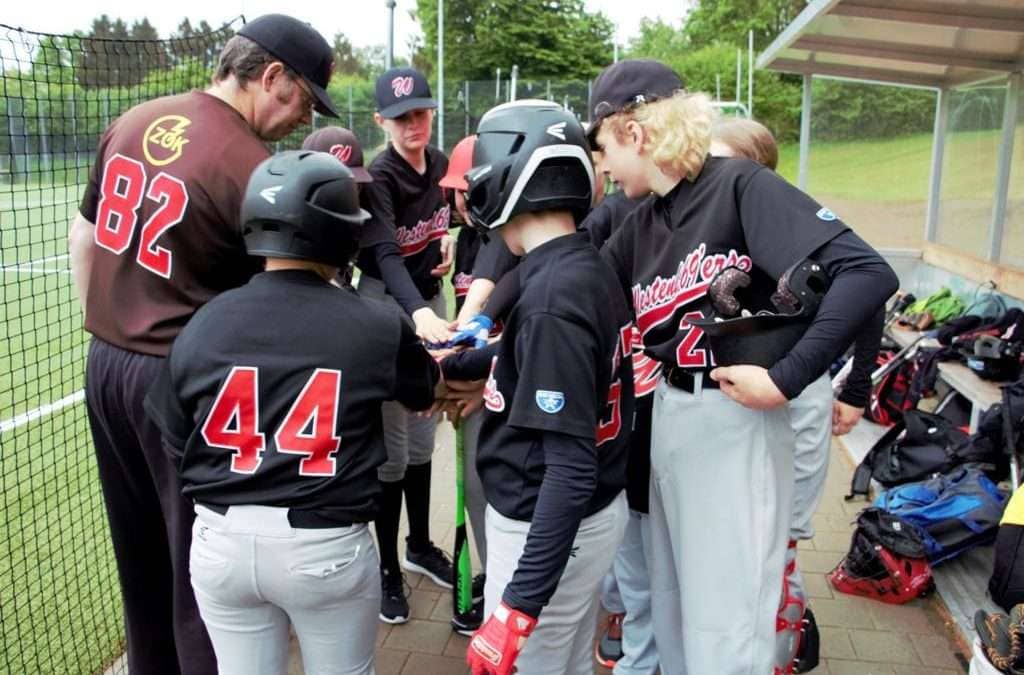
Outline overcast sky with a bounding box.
[4,1,691,57]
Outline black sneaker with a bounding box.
[379,568,410,624]
[403,542,454,589]
[793,607,820,673]
[472,573,485,602]
[451,599,484,636]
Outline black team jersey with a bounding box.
[601,156,897,399]
[144,270,439,523]
[477,232,633,616]
[357,144,450,302]
[580,190,645,250]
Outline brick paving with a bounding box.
[286,425,972,674]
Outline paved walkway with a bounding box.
[287,424,972,674]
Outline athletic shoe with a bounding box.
[379,568,410,624]
[793,607,821,673]
[451,598,484,636]
[595,612,624,668]
[472,573,485,602]
[403,542,454,589]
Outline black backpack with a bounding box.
[847,410,978,500]
[987,381,1024,611]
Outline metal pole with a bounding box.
[613,43,619,63]
[797,74,812,191]
[38,100,50,172]
[464,80,470,136]
[716,75,721,101]
[735,49,742,104]
[385,0,396,70]
[925,88,950,244]
[510,65,518,101]
[438,0,444,149]
[495,68,501,101]
[988,73,1020,262]
[546,80,551,101]
[348,86,354,130]
[748,30,754,118]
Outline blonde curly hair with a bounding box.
[604,91,717,181]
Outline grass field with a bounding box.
[0,126,1020,674]
[1,183,125,675]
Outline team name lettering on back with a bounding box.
[396,205,451,257]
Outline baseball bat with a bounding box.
[452,419,473,616]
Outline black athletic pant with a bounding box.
[85,337,216,675]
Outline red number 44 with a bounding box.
[94,153,189,279]
[201,367,343,477]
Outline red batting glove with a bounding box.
[466,601,537,675]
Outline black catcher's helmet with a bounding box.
[465,100,594,231]
[241,150,370,267]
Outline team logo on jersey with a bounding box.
[545,122,567,141]
[329,144,354,163]
[535,390,565,414]
[453,272,473,297]
[392,76,415,98]
[816,207,838,222]
[260,185,283,204]
[396,205,451,257]
[143,115,192,166]
[483,356,505,413]
[631,243,752,338]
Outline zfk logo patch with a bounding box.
[143,115,192,166]
[535,390,565,414]
[391,76,414,98]
[330,144,354,163]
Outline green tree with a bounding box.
[682,0,808,50]
[414,0,614,81]
[332,33,364,76]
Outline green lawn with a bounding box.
[1,183,125,675]
[776,127,1023,203]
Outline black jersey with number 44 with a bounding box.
[601,156,848,371]
[143,270,439,523]
[478,232,633,521]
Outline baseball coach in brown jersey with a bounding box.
[67,14,338,675]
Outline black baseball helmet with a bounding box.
[690,259,830,368]
[465,100,594,232]
[240,150,370,267]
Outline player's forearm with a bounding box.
[502,431,597,618]
[837,306,884,409]
[456,279,496,325]
[441,341,500,381]
[374,242,429,315]
[768,232,898,399]
[68,212,95,314]
[484,269,521,324]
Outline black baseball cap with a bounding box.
[588,59,683,137]
[238,14,339,118]
[375,67,437,119]
[302,127,373,183]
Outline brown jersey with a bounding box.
[79,91,270,356]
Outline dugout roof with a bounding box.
[756,0,1024,89]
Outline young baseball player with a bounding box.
[710,116,885,672]
[589,59,898,675]
[439,100,633,675]
[440,134,521,634]
[67,14,337,673]
[302,126,374,288]
[353,67,457,623]
[144,151,444,674]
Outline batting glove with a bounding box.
[449,315,493,349]
[467,601,536,675]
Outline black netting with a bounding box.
[0,21,239,674]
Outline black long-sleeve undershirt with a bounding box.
[767,230,898,400]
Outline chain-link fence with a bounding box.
[0,21,239,674]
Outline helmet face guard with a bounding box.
[465,101,594,233]
[240,150,371,268]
